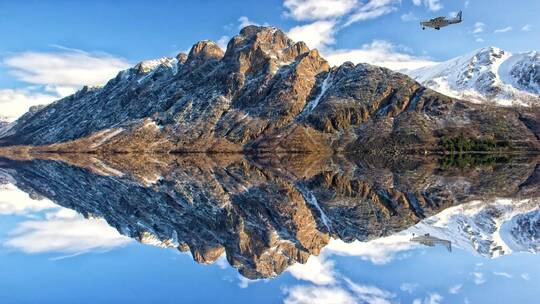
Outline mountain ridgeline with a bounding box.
[0,26,538,154]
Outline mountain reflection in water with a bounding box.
[0,152,538,281]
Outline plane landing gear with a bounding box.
[436,27,440,30]
[422,27,425,30]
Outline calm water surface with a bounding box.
[0,154,538,303]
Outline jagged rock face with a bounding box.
[1,152,538,279]
[1,27,538,153]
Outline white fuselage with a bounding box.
[421,16,461,30]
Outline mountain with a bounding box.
[0,105,45,139]
[407,47,540,106]
[0,117,9,134]
[410,198,539,258]
[0,27,538,154]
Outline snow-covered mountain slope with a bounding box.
[409,199,539,258]
[407,47,540,106]
[0,117,11,138]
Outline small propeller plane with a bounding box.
[421,11,462,30]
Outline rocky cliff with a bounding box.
[1,27,538,153]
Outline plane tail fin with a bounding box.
[456,11,462,22]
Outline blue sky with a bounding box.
[0,0,538,120]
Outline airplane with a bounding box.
[421,11,462,30]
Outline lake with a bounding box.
[0,153,538,303]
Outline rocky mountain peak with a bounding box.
[223,26,310,75]
[464,47,506,77]
[233,25,292,53]
[176,52,188,64]
[477,46,505,59]
[135,57,177,74]
[186,40,224,65]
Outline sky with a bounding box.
[0,182,538,303]
[0,0,538,121]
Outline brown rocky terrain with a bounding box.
[0,26,538,154]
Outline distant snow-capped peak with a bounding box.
[0,116,13,137]
[135,57,179,74]
[406,47,540,106]
[409,198,539,258]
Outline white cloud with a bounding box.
[215,254,229,269]
[5,207,131,254]
[400,283,419,294]
[3,49,130,89]
[283,0,399,26]
[448,284,462,294]
[44,84,77,97]
[427,293,443,304]
[323,40,437,71]
[217,35,230,50]
[288,255,336,285]
[413,293,443,304]
[521,24,532,32]
[464,0,470,8]
[344,0,399,26]
[0,183,58,215]
[288,20,337,49]
[412,0,443,12]
[472,22,485,34]
[282,1,420,70]
[471,22,485,43]
[0,48,130,121]
[472,272,486,285]
[493,271,513,278]
[520,273,530,281]
[282,2,430,73]
[238,16,261,29]
[401,12,418,22]
[0,88,58,122]
[346,278,396,304]
[283,0,358,21]
[283,274,396,304]
[494,26,512,34]
[283,285,356,304]
[323,235,419,265]
[238,274,259,288]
